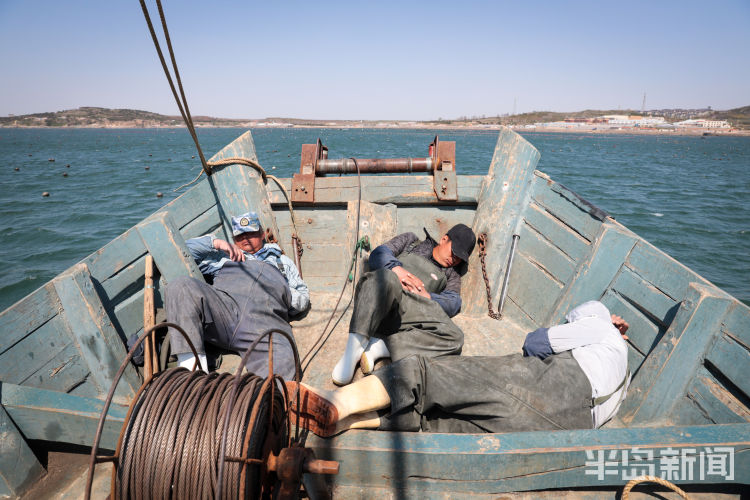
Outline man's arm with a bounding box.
[368,232,419,270]
[278,254,310,317]
[186,235,245,276]
[429,290,462,317]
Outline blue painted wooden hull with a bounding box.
[1,129,748,498]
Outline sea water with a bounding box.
[0,128,748,310]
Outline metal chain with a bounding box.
[478,233,502,320]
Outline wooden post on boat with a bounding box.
[143,255,156,377]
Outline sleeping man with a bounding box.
[291,301,630,435]
[166,211,309,380]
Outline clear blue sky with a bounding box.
[1,0,748,120]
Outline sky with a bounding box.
[0,0,748,121]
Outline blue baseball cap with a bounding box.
[231,212,262,236]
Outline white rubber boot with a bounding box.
[176,352,208,373]
[332,333,369,386]
[360,337,391,375]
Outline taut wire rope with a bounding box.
[300,158,364,375]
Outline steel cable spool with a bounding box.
[87,323,338,500]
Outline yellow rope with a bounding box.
[622,475,690,500]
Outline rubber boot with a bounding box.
[176,352,208,373]
[332,333,368,386]
[360,337,391,375]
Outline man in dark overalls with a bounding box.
[292,301,631,436]
[332,224,476,385]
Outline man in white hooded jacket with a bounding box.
[288,301,630,436]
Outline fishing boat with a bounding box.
[1,128,748,498]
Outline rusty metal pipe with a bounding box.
[316,157,433,175]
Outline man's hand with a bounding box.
[213,238,245,262]
[611,314,629,339]
[391,266,428,295]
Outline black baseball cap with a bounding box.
[446,223,476,263]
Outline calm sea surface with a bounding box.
[1,128,748,310]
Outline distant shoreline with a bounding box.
[2,124,748,136]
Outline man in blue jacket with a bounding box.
[332,224,476,385]
[166,212,309,380]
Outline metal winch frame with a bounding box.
[291,136,458,203]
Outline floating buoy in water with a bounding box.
[42,192,50,197]
[145,166,150,170]
[14,167,19,171]
[272,166,276,169]
[66,164,70,168]
[62,172,68,177]
[156,192,163,198]
[191,155,195,159]
[48,158,55,162]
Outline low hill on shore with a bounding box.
[1,105,748,129]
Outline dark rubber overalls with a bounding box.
[349,250,464,362]
[373,351,594,433]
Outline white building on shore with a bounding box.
[674,119,731,129]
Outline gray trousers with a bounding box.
[349,269,464,362]
[166,261,296,380]
[373,351,594,433]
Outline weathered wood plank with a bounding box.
[19,342,92,395]
[52,263,140,403]
[179,205,222,240]
[267,175,484,205]
[523,202,591,262]
[99,256,146,306]
[626,240,710,301]
[112,290,149,343]
[0,315,76,386]
[136,212,203,285]
[622,283,733,425]
[601,289,662,358]
[549,221,638,325]
[612,265,680,327]
[705,333,750,400]
[307,423,750,493]
[346,201,398,283]
[462,128,540,316]
[0,403,44,498]
[158,179,217,230]
[722,302,750,345]
[531,173,604,242]
[394,206,475,240]
[0,282,60,356]
[83,227,146,283]
[1,382,128,451]
[507,253,564,325]
[517,220,576,285]
[671,367,750,425]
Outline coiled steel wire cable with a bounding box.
[87,323,300,500]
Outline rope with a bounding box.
[622,475,691,499]
[173,156,268,192]
[138,0,211,176]
[299,158,364,375]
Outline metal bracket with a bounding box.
[431,137,457,201]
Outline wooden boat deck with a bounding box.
[1,128,748,498]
